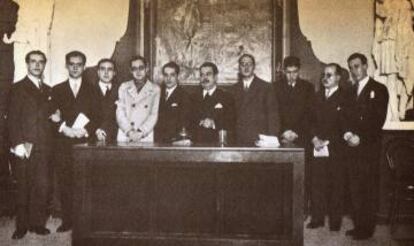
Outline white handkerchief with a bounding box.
[214,103,223,109]
[72,113,90,129]
[171,103,178,107]
[314,145,329,157]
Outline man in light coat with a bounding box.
[116,56,160,142]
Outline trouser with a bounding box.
[55,145,73,225]
[14,150,50,229]
[347,154,377,235]
[310,156,345,225]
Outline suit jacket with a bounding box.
[342,78,389,157]
[191,87,235,144]
[93,82,119,143]
[274,78,314,146]
[230,76,280,145]
[154,86,192,143]
[311,87,347,159]
[116,80,160,142]
[52,78,100,146]
[8,77,55,152]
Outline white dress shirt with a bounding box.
[357,76,369,96]
[28,74,42,89]
[203,86,217,98]
[98,81,112,95]
[325,85,339,98]
[242,76,254,90]
[165,84,177,101]
[69,77,82,97]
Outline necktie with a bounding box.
[204,92,211,100]
[105,85,110,96]
[165,90,170,101]
[325,89,330,99]
[244,82,249,91]
[73,82,79,97]
[38,79,43,90]
[356,81,362,97]
[354,81,360,98]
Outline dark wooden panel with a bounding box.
[72,144,304,246]
[90,162,152,232]
[221,163,289,238]
[154,164,218,234]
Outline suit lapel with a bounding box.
[357,79,373,103]
[240,76,259,112]
[128,81,154,104]
[23,77,43,97]
[166,86,179,104]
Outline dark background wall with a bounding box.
[0,0,18,178]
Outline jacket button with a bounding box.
[132,104,136,108]
[130,122,135,126]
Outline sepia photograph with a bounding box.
[0,0,413,245]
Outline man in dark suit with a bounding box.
[8,50,55,239]
[52,51,99,232]
[274,56,314,146]
[307,63,347,231]
[94,58,118,143]
[274,56,314,213]
[229,54,280,146]
[154,62,192,143]
[343,53,389,240]
[192,62,235,144]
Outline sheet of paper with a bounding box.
[72,113,90,129]
[256,134,280,147]
[24,142,33,158]
[313,145,329,157]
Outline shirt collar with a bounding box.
[242,75,254,88]
[289,81,297,87]
[357,76,369,92]
[166,84,177,96]
[99,81,112,94]
[203,86,217,98]
[27,74,42,88]
[69,77,82,86]
[325,85,339,98]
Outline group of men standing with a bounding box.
[7,49,388,241]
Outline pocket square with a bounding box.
[171,103,178,107]
[214,103,223,109]
[370,90,375,99]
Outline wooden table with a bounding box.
[72,143,304,246]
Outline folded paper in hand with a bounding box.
[24,142,33,158]
[313,141,329,157]
[255,134,280,148]
[72,113,90,128]
[10,142,33,159]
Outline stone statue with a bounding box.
[373,0,414,121]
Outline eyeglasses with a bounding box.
[322,73,334,78]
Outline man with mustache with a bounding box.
[191,62,235,143]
